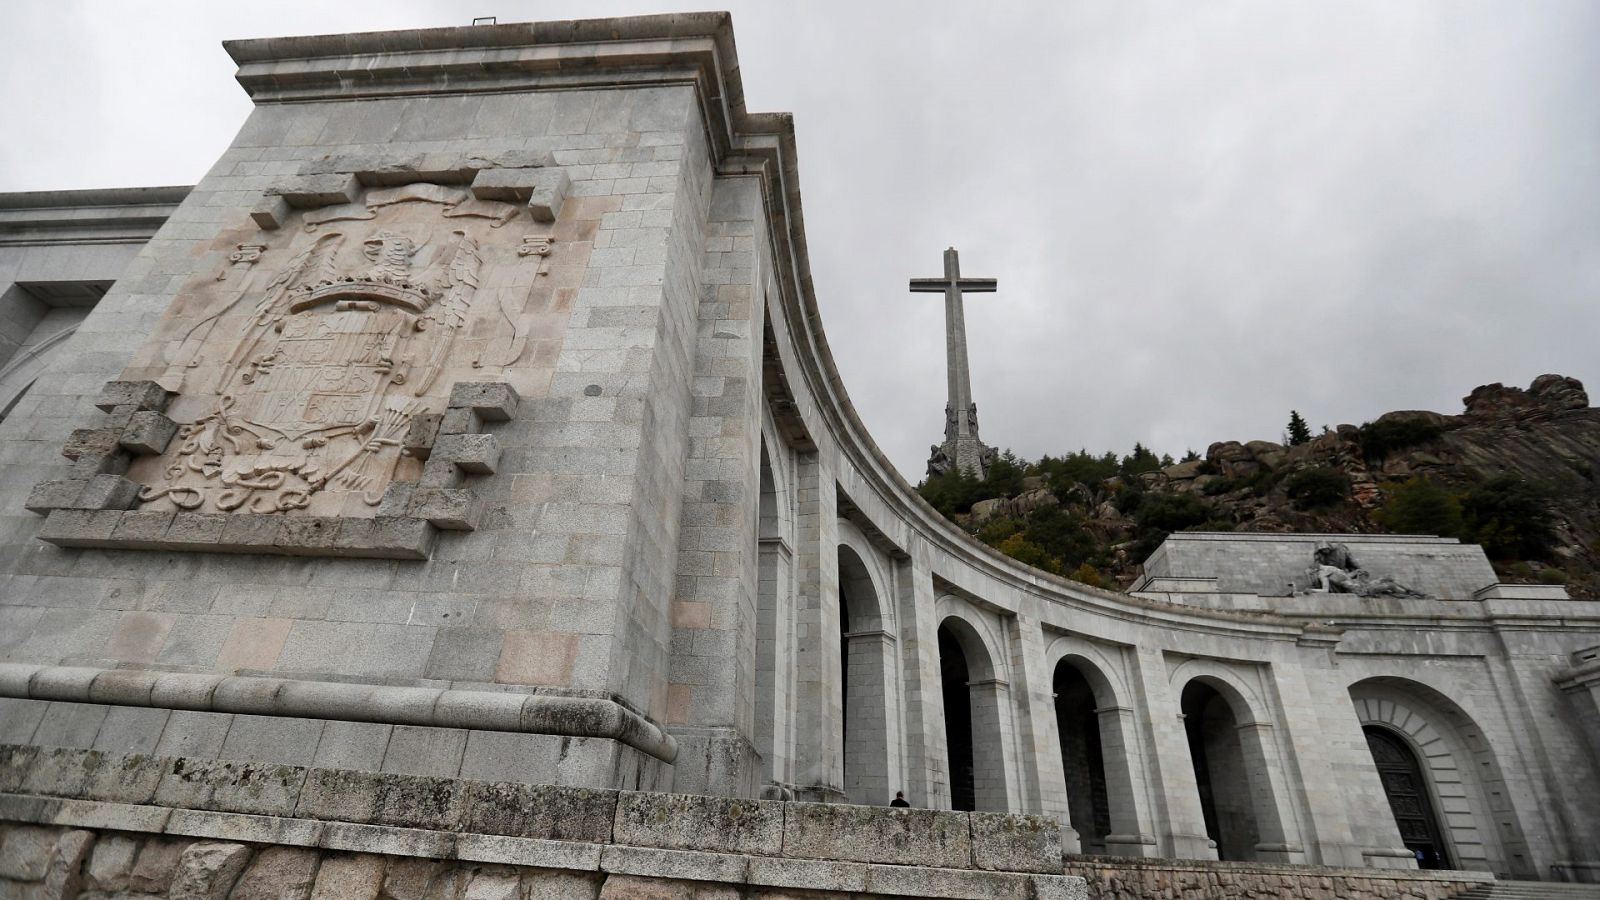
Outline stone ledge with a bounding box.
[0,745,1065,880]
[0,787,1088,900]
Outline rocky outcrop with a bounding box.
[945,376,1600,599]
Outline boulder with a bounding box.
[1162,460,1204,480]
[1465,375,1588,419]
[969,498,1004,522]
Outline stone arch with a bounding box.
[1171,660,1303,863]
[1350,676,1534,878]
[0,322,76,424]
[935,604,1011,812]
[1044,639,1155,856]
[835,523,897,805]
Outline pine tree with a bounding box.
[1286,410,1312,446]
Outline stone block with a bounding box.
[448,382,521,422]
[297,768,467,832]
[128,838,188,893]
[969,811,1063,875]
[369,517,433,559]
[86,833,139,891]
[154,757,306,817]
[438,407,482,437]
[464,871,520,900]
[95,380,170,413]
[0,825,57,879]
[109,510,178,549]
[119,411,178,455]
[596,875,738,900]
[84,747,167,804]
[402,413,442,459]
[167,841,250,900]
[469,166,548,202]
[378,857,441,900]
[270,173,361,208]
[216,514,282,550]
[528,169,571,222]
[69,474,141,510]
[308,853,384,900]
[61,426,122,461]
[24,479,86,514]
[410,488,481,531]
[275,517,339,554]
[434,433,500,475]
[251,194,292,230]
[461,781,617,842]
[0,745,40,792]
[169,513,230,546]
[374,482,416,516]
[37,826,94,896]
[614,791,783,855]
[781,802,972,869]
[230,846,320,900]
[38,509,121,546]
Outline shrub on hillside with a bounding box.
[1358,418,1443,461]
[1285,467,1351,509]
[1375,477,1462,537]
[1461,476,1554,561]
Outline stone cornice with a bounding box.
[0,185,190,246]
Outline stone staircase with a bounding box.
[1454,882,1600,899]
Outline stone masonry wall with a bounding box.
[0,743,1086,900]
[1063,857,1489,900]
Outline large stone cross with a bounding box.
[910,247,998,478]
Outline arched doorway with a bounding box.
[939,625,976,811]
[837,543,891,805]
[1055,661,1112,853]
[1364,725,1451,869]
[937,615,1009,812]
[1181,680,1258,861]
[1350,677,1534,877]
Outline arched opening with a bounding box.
[1181,680,1258,861]
[1350,677,1534,878]
[837,543,890,804]
[937,615,1008,811]
[1364,725,1452,870]
[1055,661,1112,853]
[939,625,975,811]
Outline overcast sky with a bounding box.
[3,1,1596,481]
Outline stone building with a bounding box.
[0,12,1596,899]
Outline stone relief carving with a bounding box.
[135,185,518,517]
[1300,542,1428,599]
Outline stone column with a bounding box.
[969,677,1016,812]
[1007,615,1075,842]
[789,447,843,801]
[1129,646,1217,859]
[1234,721,1307,864]
[843,628,899,804]
[894,551,949,808]
[1097,704,1161,858]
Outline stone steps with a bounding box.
[1454,882,1600,899]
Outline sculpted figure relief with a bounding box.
[1303,542,1428,599]
[134,182,529,517]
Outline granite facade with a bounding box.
[1,12,1598,898]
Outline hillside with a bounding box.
[917,375,1600,600]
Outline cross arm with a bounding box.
[908,277,998,293]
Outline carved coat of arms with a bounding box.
[139,201,493,515]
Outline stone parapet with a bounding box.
[1064,855,1493,900]
[0,743,1085,899]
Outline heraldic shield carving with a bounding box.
[134,184,521,518]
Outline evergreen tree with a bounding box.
[1286,410,1312,446]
